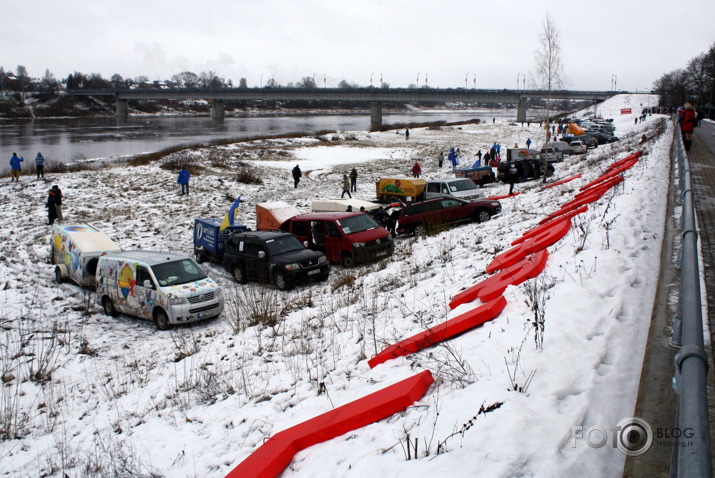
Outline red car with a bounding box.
[396,197,502,235]
[280,212,394,267]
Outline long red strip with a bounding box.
[226,370,434,478]
[368,296,507,368]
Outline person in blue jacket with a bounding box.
[9,153,23,182]
[177,169,190,195]
[35,152,45,179]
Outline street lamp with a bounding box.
[324,74,327,88]
[380,73,383,86]
[417,73,420,88]
[260,74,263,88]
[473,74,476,89]
[370,73,373,87]
[425,74,428,86]
[465,74,468,88]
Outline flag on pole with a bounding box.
[219,196,241,231]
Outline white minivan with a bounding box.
[96,250,224,330]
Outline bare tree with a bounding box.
[533,13,564,181]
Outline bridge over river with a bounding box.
[68,87,620,130]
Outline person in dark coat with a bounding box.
[412,161,421,178]
[292,165,302,188]
[438,152,444,168]
[46,189,58,225]
[349,168,358,192]
[507,164,519,195]
[52,185,64,221]
[177,169,190,195]
[35,152,45,179]
[405,128,410,140]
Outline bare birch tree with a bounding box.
[534,13,565,181]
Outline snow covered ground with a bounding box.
[0,94,671,477]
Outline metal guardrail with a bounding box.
[670,122,713,478]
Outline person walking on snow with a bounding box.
[680,102,696,151]
[292,164,302,188]
[9,153,23,182]
[341,174,352,198]
[349,168,358,192]
[526,138,532,149]
[412,161,422,178]
[405,128,410,140]
[35,152,45,179]
[177,168,190,195]
[438,152,444,168]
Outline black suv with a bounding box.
[497,159,554,183]
[223,231,329,290]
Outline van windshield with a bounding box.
[265,235,305,255]
[152,259,207,287]
[337,214,379,235]
[448,179,478,192]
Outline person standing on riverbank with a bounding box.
[292,165,302,188]
[35,153,45,179]
[9,153,23,182]
[177,168,190,195]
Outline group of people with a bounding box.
[45,185,63,225]
[9,152,46,181]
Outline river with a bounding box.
[0,109,517,164]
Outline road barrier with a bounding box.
[669,126,713,477]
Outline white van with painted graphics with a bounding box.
[96,250,224,330]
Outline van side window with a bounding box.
[442,185,450,193]
[137,266,154,289]
[441,199,459,208]
[326,222,341,237]
[291,221,308,237]
[244,243,263,257]
[427,183,440,193]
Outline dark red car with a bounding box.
[396,197,502,235]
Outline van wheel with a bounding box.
[474,209,492,223]
[275,272,291,291]
[341,252,355,268]
[154,309,171,331]
[102,297,118,317]
[232,265,247,284]
[413,223,427,236]
[55,266,64,284]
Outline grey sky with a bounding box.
[3,0,712,92]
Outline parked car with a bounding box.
[497,159,553,182]
[561,135,598,149]
[423,177,482,201]
[584,131,619,144]
[96,251,224,330]
[569,140,587,154]
[454,166,496,187]
[223,230,329,290]
[396,197,502,235]
[280,212,394,267]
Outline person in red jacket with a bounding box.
[412,161,422,178]
[680,102,696,151]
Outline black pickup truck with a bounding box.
[223,230,329,290]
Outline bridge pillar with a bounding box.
[370,101,383,131]
[517,100,528,123]
[116,99,128,120]
[211,100,225,121]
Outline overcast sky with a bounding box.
[3,0,713,92]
